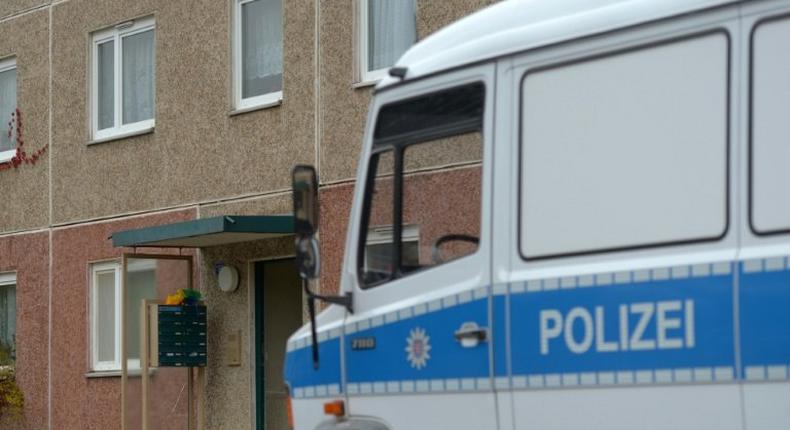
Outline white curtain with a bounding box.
[368,0,416,71]
[97,41,115,130]
[0,285,15,362]
[96,272,115,363]
[122,29,155,125]
[242,0,283,98]
[0,68,17,152]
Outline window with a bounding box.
[233,0,283,110]
[91,18,155,141]
[90,260,155,371]
[750,16,790,234]
[364,225,419,274]
[0,58,17,163]
[519,33,729,259]
[359,83,484,287]
[358,0,417,83]
[0,273,16,366]
[91,262,120,371]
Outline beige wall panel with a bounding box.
[51,0,315,225]
[416,0,496,38]
[318,0,494,183]
[0,0,48,20]
[0,10,50,233]
[199,192,291,218]
[318,0,369,183]
[200,236,293,430]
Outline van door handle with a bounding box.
[454,322,488,348]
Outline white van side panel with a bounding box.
[738,2,790,430]
[510,385,742,430]
[749,14,790,234]
[502,6,745,430]
[520,33,728,259]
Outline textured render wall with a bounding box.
[50,0,315,225]
[0,9,50,233]
[0,0,48,20]
[200,236,293,430]
[49,209,194,429]
[0,232,49,429]
[318,0,495,183]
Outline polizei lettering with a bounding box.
[539,300,695,355]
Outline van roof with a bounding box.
[377,0,741,90]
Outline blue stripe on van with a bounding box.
[740,258,790,381]
[283,259,790,397]
[284,337,342,397]
[344,297,489,388]
[510,266,735,381]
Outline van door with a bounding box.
[739,4,790,428]
[503,8,742,430]
[342,64,497,429]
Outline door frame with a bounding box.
[251,255,296,430]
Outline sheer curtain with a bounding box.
[97,41,115,130]
[242,0,283,98]
[0,284,15,361]
[122,29,155,125]
[0,67,17,153]
[368,0,416,71]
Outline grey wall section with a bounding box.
[50,0,315,225]
[0,0,49,20]
[0,9,49,232]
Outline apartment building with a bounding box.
[0,0,494,429]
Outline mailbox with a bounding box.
[149,304,207,367]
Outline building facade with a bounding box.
[0,0,493,429]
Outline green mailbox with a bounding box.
[152,305,207,367]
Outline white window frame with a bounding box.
[90,261,121,372]
[363,224,420,270]
[0,273,14,287]
[0,58,17,163]
[356,0,415,85]
[90,17,155,142]
[233,0,283,111]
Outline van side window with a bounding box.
[359,83,484,287]
[520,32,729,259]
[750,17,790,235]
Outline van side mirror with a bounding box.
[291,165,352,370]
[292,165,319,237]
[292,165,320,280]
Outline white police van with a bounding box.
[285,0,790,429]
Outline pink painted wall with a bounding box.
[50,209,195,429]
[0,231,49,430]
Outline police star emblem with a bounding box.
[405,327,432,370]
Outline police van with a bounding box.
[285,0,790,428]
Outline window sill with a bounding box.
[229,98,283,117]
[88,126,154,146]
[352,79,381,89]
[85,370,121,378]
[85,368,157,378]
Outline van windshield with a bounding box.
[358,82,485,287]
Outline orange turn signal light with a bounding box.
[285,395,294,429]
[323,400,345,417]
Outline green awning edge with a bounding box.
[111,215,294,248]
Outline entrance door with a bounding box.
[254,259,302,430]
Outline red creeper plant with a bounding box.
[0,108,48,171]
